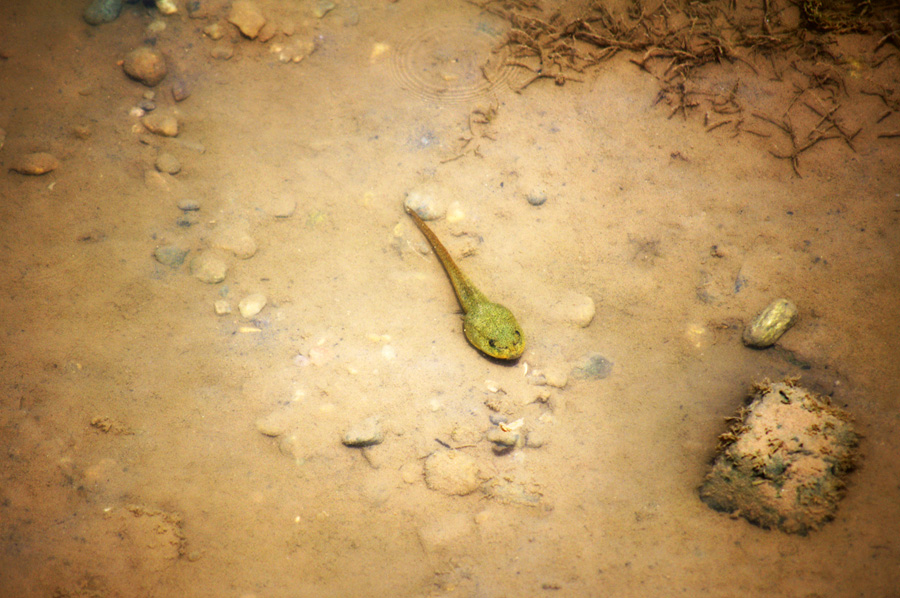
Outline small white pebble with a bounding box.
[214,299,232,315]
[239,293,267,318]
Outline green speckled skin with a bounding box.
[406,205,525,360]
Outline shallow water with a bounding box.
[1,0,898,596]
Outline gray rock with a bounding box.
[154,244,188,267]
[83,0,123,25]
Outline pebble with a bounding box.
[423,450,482,496]
[156,0,178,15]
[341,417,384,447]
[486,428,521,450]
[255,407,295,437]
[142,113,179,137]
[403,185,446,220]
[260,196,296,218]
[525,188,548,206]
[214,299,232,315]
[139,99,156,112]
[257,22,278,43]
[211,225,257,259]
[123,46,168,87]
[228,0,267,39]
[0,126,6,150]
[190,252,229,283]
[210,43,234,61]
[155,151,181,174]
[238,293,267,318]
[312,0,336,18]
[171,79,190,102]
[178,198,201,211]
[83,0,123,24]
[10,152,59,175]
[571,353,614,380]
[153,244,188,267]
[743,298,798,348]
[203,22,225,40]
[271,39,316,63]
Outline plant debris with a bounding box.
[468,0,900,175]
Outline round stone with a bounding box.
[155,152,181,174]
[123,46,168,87]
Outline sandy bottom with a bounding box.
[1,0,899,596]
